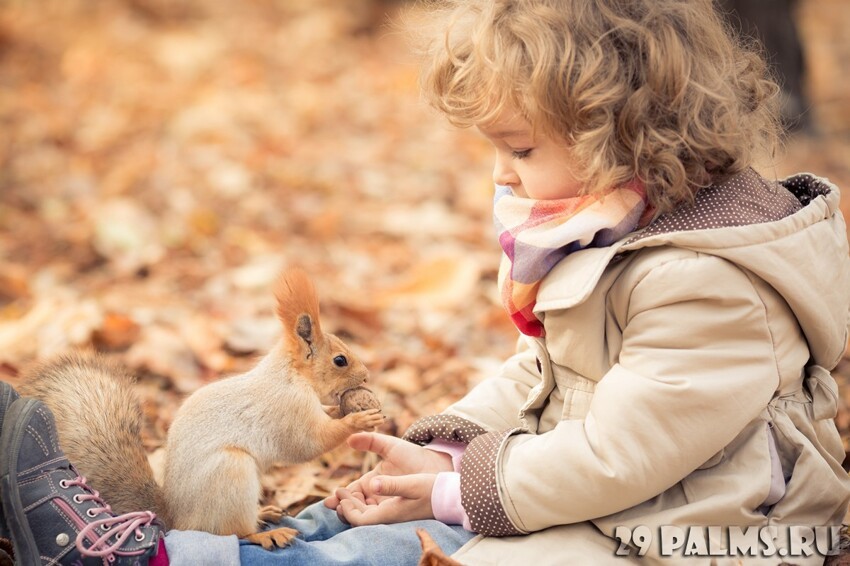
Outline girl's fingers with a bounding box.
[338,499,357,524]
[326,465,388,510]
[334,487,353,504]
[347,432,405,458]
[338,498,386,526]
[336,487,376,506]
[342,493,367,511]
[325,483,356,508]
[370,474,430,499]
[335,504,349,525]
[338,496,373,525]
[337,493,431,526]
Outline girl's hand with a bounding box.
[335,473,438,525]
[324,432,452,509]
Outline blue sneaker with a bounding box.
[0,381,20,540]
[0,382,19,433]
[0,398,164,565]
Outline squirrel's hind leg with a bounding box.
[185,446,263,537]
[248,505,299,549]
[243,527,299,550]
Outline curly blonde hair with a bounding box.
[416,0,781,212]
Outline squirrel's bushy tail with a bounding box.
[18,351,171,527]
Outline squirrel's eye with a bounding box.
[333,355,348,367]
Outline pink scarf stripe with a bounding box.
[495,183,648,337]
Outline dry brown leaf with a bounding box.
[381,365,421,396]
[126,325,204,393]
[0,296,103,363]
[417,529,464,566]
[376,256,480,309]
[91,199,165,274]
[0,262,29,302]
[224,316,280,355]
[264,463,328,511]
[177,314,231,372]
[93,312,141,351]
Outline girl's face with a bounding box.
[478,112,584,200]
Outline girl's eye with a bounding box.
[333,355,348,367]
[511,149,532,159]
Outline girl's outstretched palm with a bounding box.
[323,432,453,524]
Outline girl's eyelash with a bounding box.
[511,149,532,159]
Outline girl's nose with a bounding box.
[492,151,520,187]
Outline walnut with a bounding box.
[339,387,381,416]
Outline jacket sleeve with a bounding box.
[403,340,541,445]
[459,254,781,536]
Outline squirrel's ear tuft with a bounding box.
[275,267,322,358]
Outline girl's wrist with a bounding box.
[424,439,467,472]
[431,472,472,529]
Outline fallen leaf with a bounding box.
[376,256,480,309]
[93,312,141,351]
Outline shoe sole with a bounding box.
[0,382,20,541]
[0,398,44,566]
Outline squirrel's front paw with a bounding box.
[344,408,385,431]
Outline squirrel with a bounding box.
[17,267,386,549]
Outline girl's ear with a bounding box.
[274,267,323,360]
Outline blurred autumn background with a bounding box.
[1,0,849,516]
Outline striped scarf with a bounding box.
[494,183,649,337]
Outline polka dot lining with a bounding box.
[781,172,831,205]
[623,168,814,246]
[402,414,487,446]
[460,429,525,536]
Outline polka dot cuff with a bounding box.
[402,414,488,446]
[460,428,526,537]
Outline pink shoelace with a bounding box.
[60,474,157,561]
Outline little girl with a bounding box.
[3,0,848,564]
[326,0,850,563]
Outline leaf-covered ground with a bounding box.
[1,0,850,514]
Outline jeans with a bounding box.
[240,502,475,565]
[163,502,476,566]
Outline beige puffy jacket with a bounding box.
[405,169,850,565]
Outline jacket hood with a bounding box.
[537,169,850,368]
